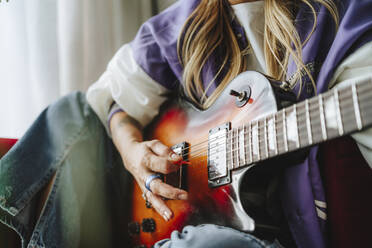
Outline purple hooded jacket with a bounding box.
[130,0,372,247]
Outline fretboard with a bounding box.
[229,78,372,169]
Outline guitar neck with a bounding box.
[230,78,372,168]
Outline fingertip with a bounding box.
[163,209,172,221]
[177,192,188,200]
[162,213,169,221]
[169,152,182,162]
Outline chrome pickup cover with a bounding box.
[208,123,231,182]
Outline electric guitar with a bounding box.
[129,71,372,247]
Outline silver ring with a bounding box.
[142,190,152,208]
[145,173,162,193]
[142,191,148,201]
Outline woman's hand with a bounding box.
[110,111,188,221]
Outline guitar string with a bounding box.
[180,106,372,160]
[170,86,372,157]
[168,91,372,167]
[189,107,372,160]
[173,89,372,155]
[179,106,372,161]
[172,85,372,155]
[162,84,372,181]
[192,92,372,150]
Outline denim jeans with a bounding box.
[154,224,284,248]
[0,92,283,248]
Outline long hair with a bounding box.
[177,0,339,109]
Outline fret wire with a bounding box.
[206,104,369,158]
[339,88,356,134]
[295,87,372,115]
[305,99,313,145]
[256,121,261,161]
[241,126,246,166]
[283,109,288,152]
[222,102,372,156]
[218,116,352,158]
[203,109,372,163]
[358,101,372,126]
[231,128,235,169]
[198,82,372,160]
[352,83,363,130]
[251,121,257,162]
[273,113,278,155]
[294,105,300,148]
[292,101,372,124]
[244,124,249,164]
[239,84,372,134]
[230,127,234,170]
[195,98,372,161]
[223,112,366,160]
[209,90,372,138]
[272,114,331,127]
[275,112,283,154]
[249,122,253,164]
[235,128,239,168]
[228,129,231,169]
[356,78,372,89]
[334,88,344,136]
[296,109,338,122]
[217,105,372,157]
[338,90,372,101]
[203,107,372,161]
[206,101,372,149]
[289,97,372,123]
[277,113,365,137]
[319,95,327,140]
[264,117,269,158]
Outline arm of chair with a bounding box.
[0,138,18,158]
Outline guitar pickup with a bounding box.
[208,123,232,188]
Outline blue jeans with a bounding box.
[0,93,283,248]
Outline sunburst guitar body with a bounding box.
[129,71,372,247]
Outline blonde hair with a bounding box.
[177,0,339,108]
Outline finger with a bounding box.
[150,178,188,200]
[147,140,182,161]
[142,153,179,174]
[145,190,173,221]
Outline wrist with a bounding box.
[110,112,143,150]
[108,103,124,134]
[109,111,126,135]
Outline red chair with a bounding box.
[0,138,20,248]
[0,138,17,158]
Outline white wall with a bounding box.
[0,0,153,138]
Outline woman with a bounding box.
[1,0,371,247]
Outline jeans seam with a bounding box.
[27,166,62,248]
[12,124,89,215]
[27,124,90,247]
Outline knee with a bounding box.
[47,91,103,135]
[22,92,107,154]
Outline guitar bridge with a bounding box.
[208,123,232,188]
[164,142,189,190]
